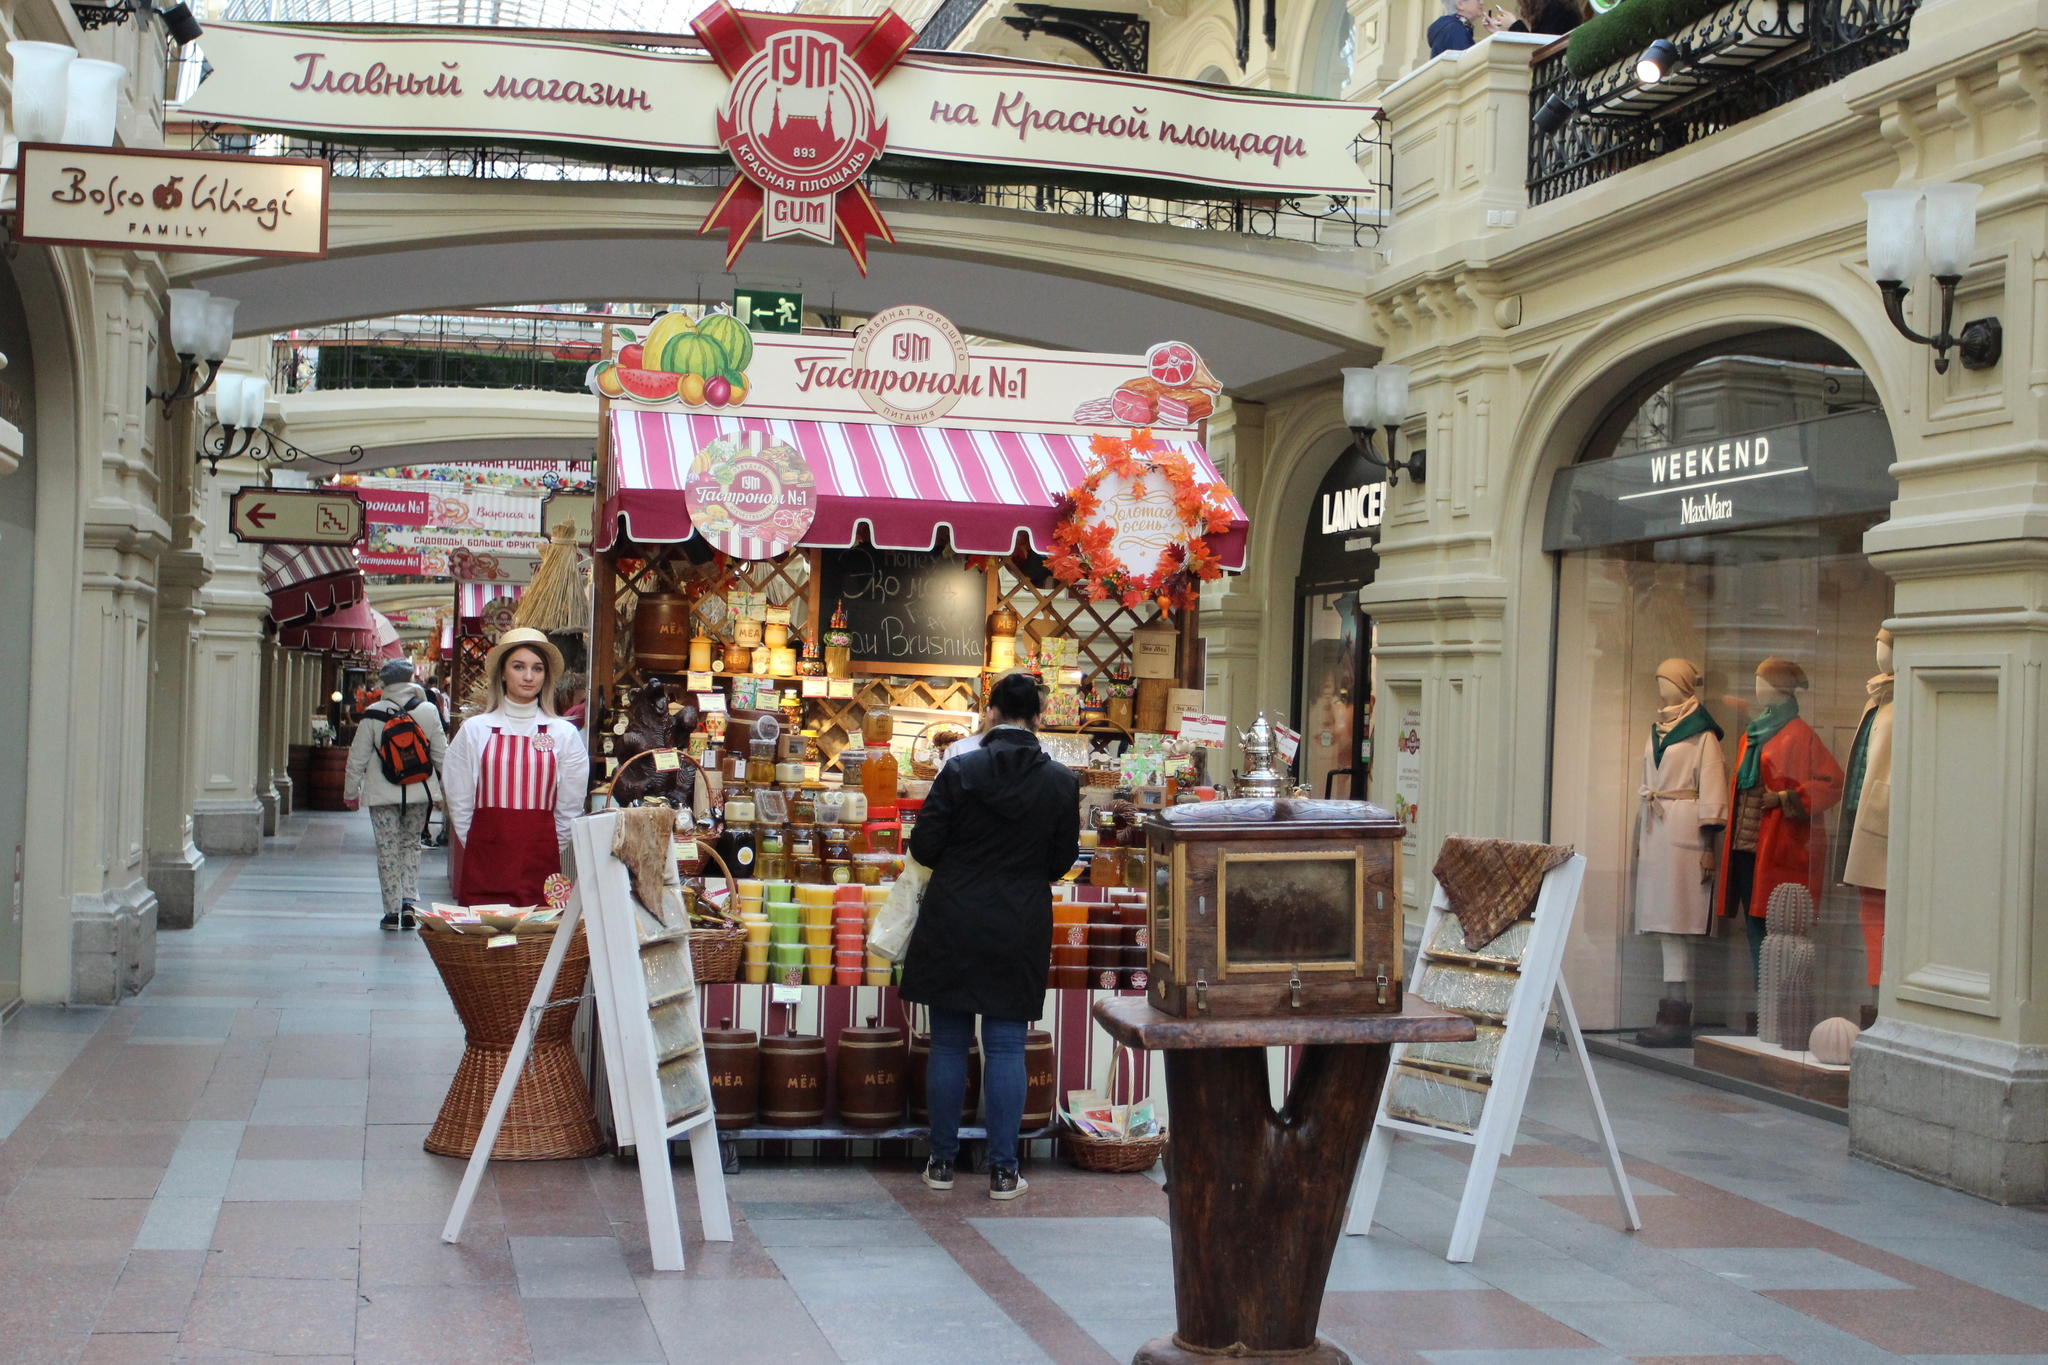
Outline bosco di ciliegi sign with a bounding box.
[14,145,329,258]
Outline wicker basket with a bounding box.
[419,923,606,1160]
[1063,1125,1168,1173]
[685,839,745,982]
[1061,1043,1166,1173]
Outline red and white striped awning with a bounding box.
[458,581,524,617]
[260,544,363,625]
[280,599,379,654]
[601,412,1248,568]
[370,608,404,660]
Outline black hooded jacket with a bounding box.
[900,726,1081,1021]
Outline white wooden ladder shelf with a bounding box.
[442,809,734,1271]
[1344,853,1641,1263]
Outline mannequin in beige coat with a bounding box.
[1840,629,1893,999]
[1632,659,1727,1047]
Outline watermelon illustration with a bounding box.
[661,332,729,379]
[642,311,697,365]
[618,368,682,402]
[696,313,754,374]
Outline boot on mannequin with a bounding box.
[1631,660,1724,1048]
[1839,628,1893,1028]
[1714,657,1844,999]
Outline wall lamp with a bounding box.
[150,289,238,415]
[197,374,364,476]
[1864,183,2002,374]
[5,40,124,153]
[1342,364,1423,486]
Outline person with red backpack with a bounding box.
[345,659,449,930]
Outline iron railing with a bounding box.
[271,308,611,394]
[179,126,1390,247]
[1527,0,1918,205]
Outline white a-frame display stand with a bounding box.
[1344,853,1640,1263]
[442,810,733,1271]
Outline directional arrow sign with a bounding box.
[228,487,366,546]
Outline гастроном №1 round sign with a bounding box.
[683,431,818,559]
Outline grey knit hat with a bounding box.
[378,658,415,685]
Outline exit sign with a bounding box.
[733,289,803,334]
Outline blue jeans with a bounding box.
[927,1008,1027,1172]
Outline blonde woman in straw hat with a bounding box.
[442,627,589,906]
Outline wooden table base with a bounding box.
[1093,997,1475,1365]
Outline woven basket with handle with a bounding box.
[1062,1043,1167,1173]
[687,839,746,983]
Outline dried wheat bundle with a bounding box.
[512,522,591,635]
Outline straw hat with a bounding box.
[485,626,565,683]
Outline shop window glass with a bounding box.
[1546,345,1895,1103]
[1297,591,1367,799]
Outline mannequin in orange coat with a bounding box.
[1714,657,1845,987]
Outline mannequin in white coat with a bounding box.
[1632,659,1726,1048]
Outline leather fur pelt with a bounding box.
[611,805,676,919]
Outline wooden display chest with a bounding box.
[1144,798,1404,1019]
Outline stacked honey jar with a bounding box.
[1050,887,1149,989]
[735,880,896,984]
[707,707,910,893]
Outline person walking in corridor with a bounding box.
[345,659,448,931]
[901,672,1079,1201]
[442,627,587,907]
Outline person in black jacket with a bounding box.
[902,672,1080,1200]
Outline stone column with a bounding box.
[188,460,271,856]
[1833,0,2048,1206]
[256,639,279,836]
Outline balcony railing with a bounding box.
[272,309,610,394]
[175,126,1390,248]
[1527,0,1918,205]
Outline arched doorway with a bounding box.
[0,256,37,1011]
[1544,329,1896,1068]
[1291,434,1382,799]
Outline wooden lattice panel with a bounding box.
[452,634,492,711]
[994,562,1160,683]
[603,546,816,695]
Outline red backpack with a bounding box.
[372,697,435,805]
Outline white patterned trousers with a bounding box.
[369,800,431,915]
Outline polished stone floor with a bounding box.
[0,810,2043,1364]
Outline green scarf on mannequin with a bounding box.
[1652,705,1721,767]
[1735,698,1798,790]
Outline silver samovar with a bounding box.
[1236,712,1285,799]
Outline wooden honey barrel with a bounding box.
[632,592,693,673]
[907,1032,981,1125]
[1022,1029,1055,1132]
[759,1031,826,1128]
[702,1018,759,1131]
[304,746,351,811]
[836,1018,904,1130]
[285,743,314,791]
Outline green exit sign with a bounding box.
[733,289,803,334]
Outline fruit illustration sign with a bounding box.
[695,3,917,273]
[683,431,818,559]
[589,305,1225,437]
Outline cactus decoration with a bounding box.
[1758,883,1818,1049]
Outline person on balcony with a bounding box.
[1430,0,1522,56]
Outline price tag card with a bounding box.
[1274,723,1301,763]
[487,934,518,949]
[696,692,727,713]
[686,671,713,691]
[800,677,828,697]
[765,604,791,626]
[605,758,619,775]
[653,749,681,772]
[769,983,803,1005]
[1178,713,1230,745]
[828,677,856,699]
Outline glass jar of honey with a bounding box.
[790,787,817,826]
[861,745,898,809]
[823,828,853,862]
[793,855,825,884]
[862,707,893,745]
[747,740,776,787]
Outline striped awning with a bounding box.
[602,412,1248,568]
[260,544,363,625]
[458,581,524,617]
[280,599,378,654]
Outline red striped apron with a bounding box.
[458,726,561,907]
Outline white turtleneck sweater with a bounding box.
[442,698,588,847]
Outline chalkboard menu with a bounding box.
[817,548,987,677]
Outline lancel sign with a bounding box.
[1542,409,1897,553]
[15,145,330,258]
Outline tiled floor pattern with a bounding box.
[0,810,2043,1364]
